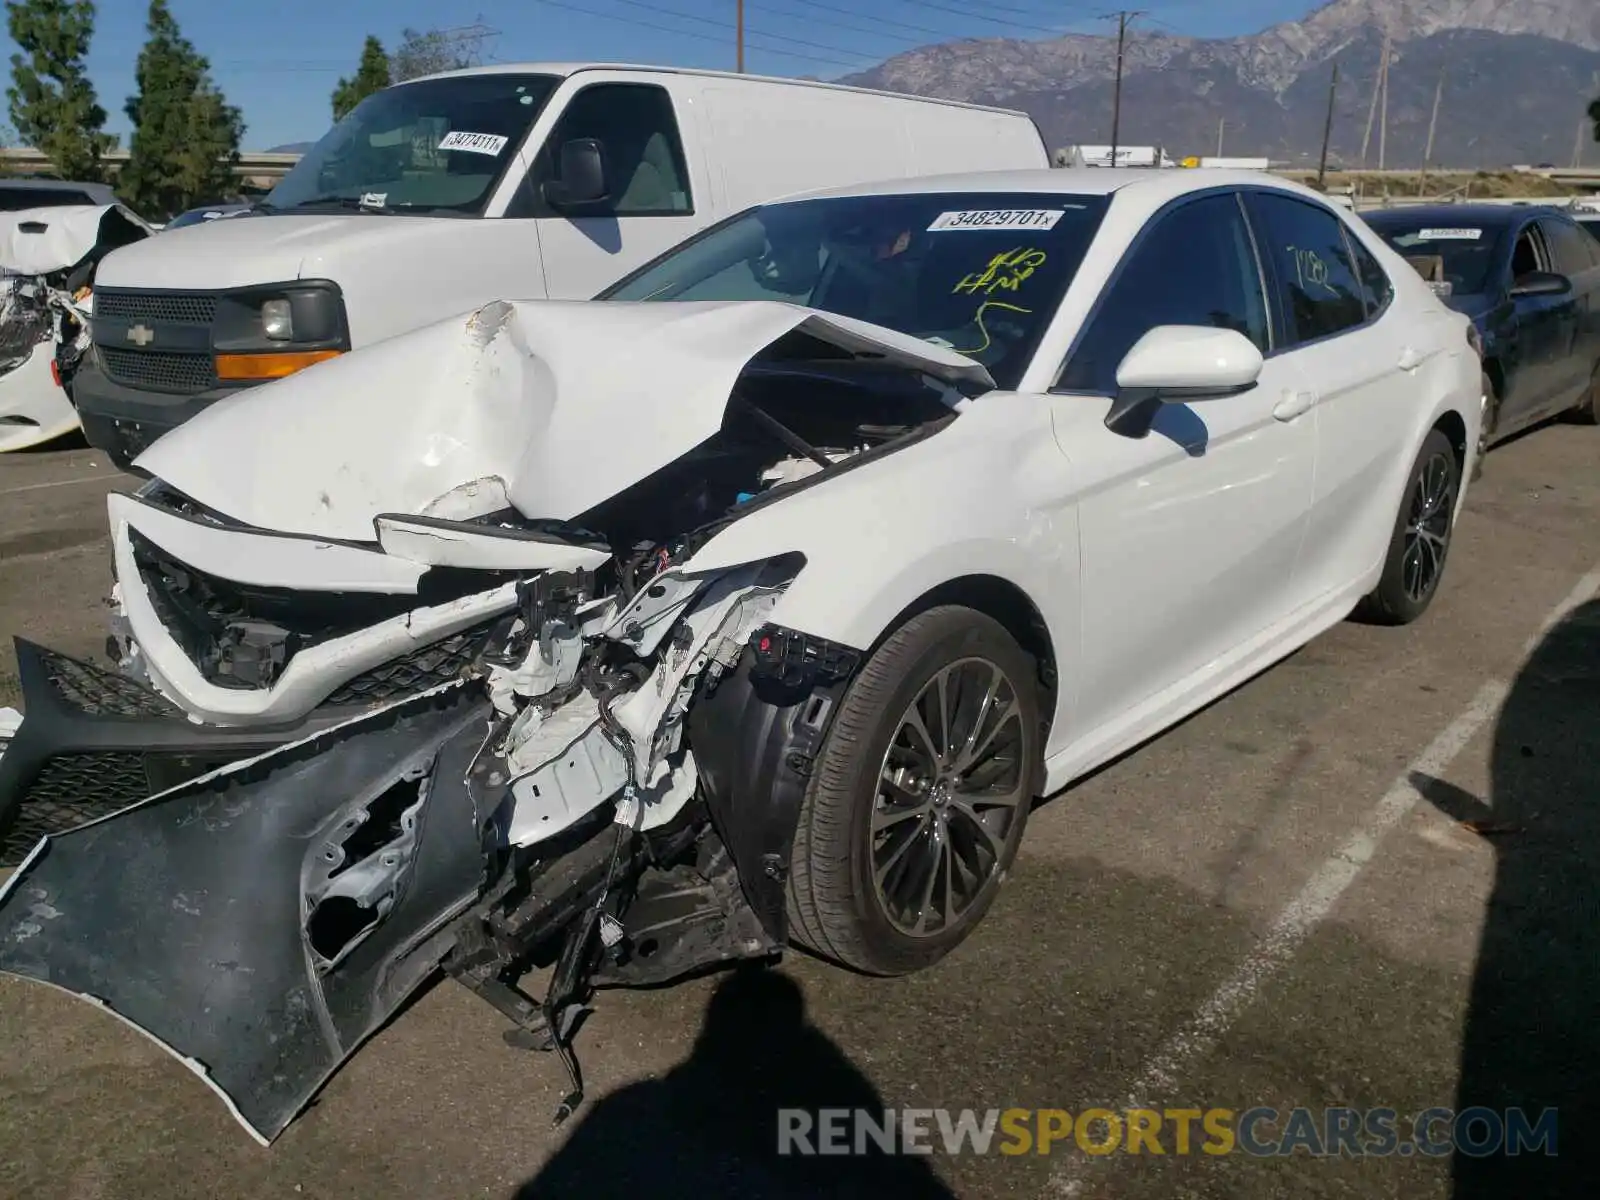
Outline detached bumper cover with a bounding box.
[0,685,493,1144]
[0,639,349,866]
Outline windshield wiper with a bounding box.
[286,194,398,214]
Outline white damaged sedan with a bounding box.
[0,169,1480,1142]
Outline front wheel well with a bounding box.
[875,575,1058,731]
[1432,409,1469,477]
[1481,356,1504,401]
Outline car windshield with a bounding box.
[1578,216,1600,244]
[1363,218,1505,294]
[265,73,559,216]
[601,191,1110,390]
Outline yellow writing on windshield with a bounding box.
[953,247,1048,296]
[950,300,1032,356]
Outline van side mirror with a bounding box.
[542,138,610,211]
[1508,270,1571,299]
[1104,326,1263,438]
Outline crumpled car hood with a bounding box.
[134,298,992,542]
[0,204,153,276]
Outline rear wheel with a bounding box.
[785,606,1042,976]
[1356,428,1460,626]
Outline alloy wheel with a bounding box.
[870,656,1029,937]
[1402,451,1454,602]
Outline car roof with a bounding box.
[771,167,1329,206]
[1360,203,1563,227]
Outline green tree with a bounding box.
[391,26,480,83]
[5,0,116,180]
[119,0,242,217]
[332,35,390,121]
[1591,94,1599,143]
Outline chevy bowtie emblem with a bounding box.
[127,323,155,347]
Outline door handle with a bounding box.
[1273,390,1315,421]
[1397,345,1423,371]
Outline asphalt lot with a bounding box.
[1,421,1597,1199]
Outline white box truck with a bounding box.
[74,62,1050,465]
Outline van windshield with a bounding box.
[601,191,1109,391]
[265,73,559,216]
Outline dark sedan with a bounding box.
[1362,204,1600,455]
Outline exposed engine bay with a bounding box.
[0,299,977,1143]
[0,203,151,451]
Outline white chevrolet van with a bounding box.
[75,62,1050,466]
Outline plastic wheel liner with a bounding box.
[0,682,494,1144]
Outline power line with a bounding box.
[750,0,941,46]
[525,0,869,71]
[595,0,880,65]
[893,0,1077,38]
[774,0,987,41]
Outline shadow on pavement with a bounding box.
[513,965,958,1200]
[1412,598,1599,1197]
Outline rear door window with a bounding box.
[1344,231,1394,318]
[1245,193,1368,347]
[1056,191,1269,394]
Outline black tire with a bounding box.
[785,606,1043,976]
[1355,427,1460,626]
[1565,361,1599,426]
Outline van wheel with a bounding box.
[786,606,1041,976]
[1356,428,1460,626]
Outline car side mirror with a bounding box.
[1509,270,1571,299]
[542,138,610,211]
[1104,325,1264,438]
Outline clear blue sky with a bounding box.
[5,0,1318,149]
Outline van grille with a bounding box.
[100,345,217,394]
[93,290,217,326]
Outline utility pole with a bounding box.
[1106,11,1142,167]
[1377,37,1389,171]
[1419,66,1444,195]
[736,0,745,72]
[1216,117,1225,157]
[1360,32,1390,167]
[1316,62,1339,191]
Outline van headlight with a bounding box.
[261,298,294,341]
[212,280,350,383]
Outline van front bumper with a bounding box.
[72,360,252,469]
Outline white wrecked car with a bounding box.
[0,170,1481,1143]
[0,203,152,450]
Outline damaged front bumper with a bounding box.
[0,596,865,1143]
[0,685,491,1143]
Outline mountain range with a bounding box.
[839,0,1600,167]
